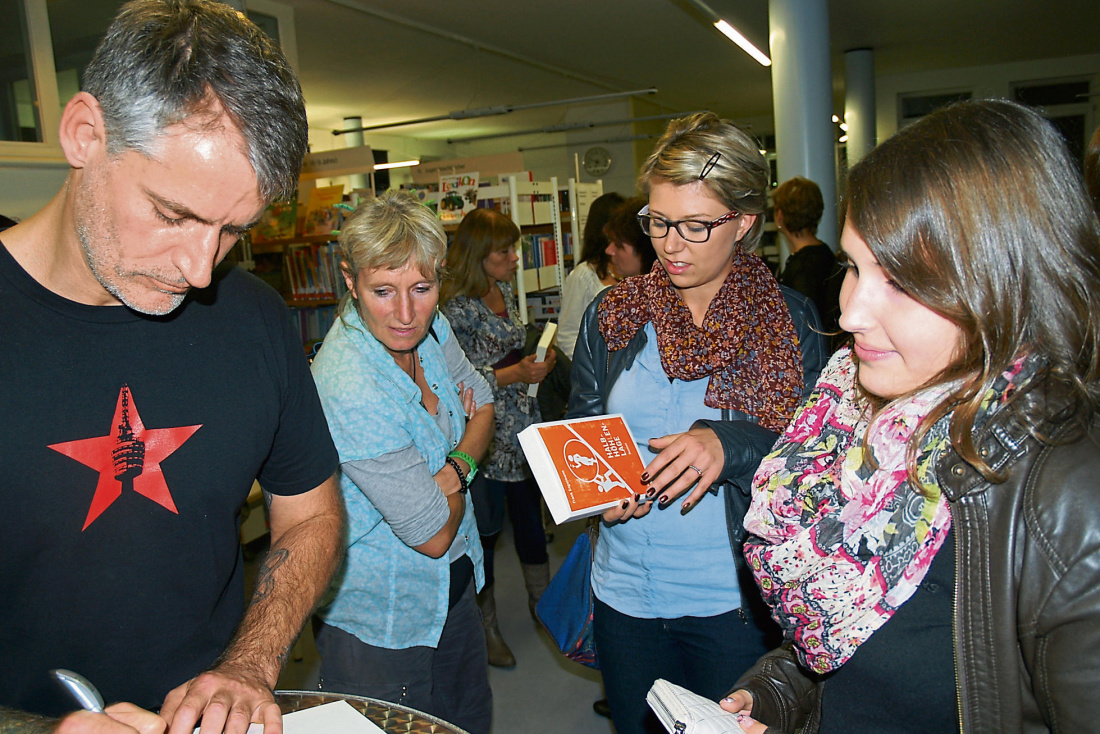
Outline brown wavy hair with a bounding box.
[440,207,521,302]
[846,99,1100,483]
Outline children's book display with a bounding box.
[438,172,479,222]
[250,195,298,243]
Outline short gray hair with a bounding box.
[81,0,307,202]
[639,112,770,251]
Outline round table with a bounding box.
[275,690,470,734]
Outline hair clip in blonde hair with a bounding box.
[700,151,721,180]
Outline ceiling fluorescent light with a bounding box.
[374,159,420,170]
[713,20,771,66]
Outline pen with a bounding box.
[51,669,106,714]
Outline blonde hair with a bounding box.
[337,190,446,317]
[639,112,770,251]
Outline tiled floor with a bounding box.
[250,519,614,733]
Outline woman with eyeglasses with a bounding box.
[567,112,828,734]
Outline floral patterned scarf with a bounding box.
[597,249,802,432]
[744,347,1038,673]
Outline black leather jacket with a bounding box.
[732,388,1100,733]
[567,284,828,504]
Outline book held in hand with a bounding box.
[527,321,557,398]
[518,414,646,524]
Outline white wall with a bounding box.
[0,163,68,221]
[875,53,1100,142]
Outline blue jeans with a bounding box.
[593,596,773,734]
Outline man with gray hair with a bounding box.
[0,2,342,732]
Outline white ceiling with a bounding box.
[284,0,1100,147]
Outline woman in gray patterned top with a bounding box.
[441,207,557,667]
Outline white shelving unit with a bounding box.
[500,176,563,324]
[566,177,604,271]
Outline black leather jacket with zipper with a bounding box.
[731,387,1100,733]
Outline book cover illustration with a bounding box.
[519,414,645,524]
[251,195,298,243]
[438,172,479,222]
[302,184,345,237]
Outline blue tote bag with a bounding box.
[535,521,600,669]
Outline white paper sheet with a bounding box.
[196,700,386,734]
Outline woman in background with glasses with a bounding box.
[567,112,827,734]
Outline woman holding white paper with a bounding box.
[567,113,827,734]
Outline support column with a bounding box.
[343,116,370,191]
[844,48,876,166]
[768,0,837,250]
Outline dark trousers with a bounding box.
[592,596,772,734]
[313,582,492,734]
[471,475,548,587]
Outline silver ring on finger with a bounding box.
[688,464,703,477]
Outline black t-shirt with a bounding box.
[0,242,338,715]
[819,531,958,733]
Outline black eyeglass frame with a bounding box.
[636,204,741,244]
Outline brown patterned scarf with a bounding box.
[597,249,802,432]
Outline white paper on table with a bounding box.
[196,700,385,734]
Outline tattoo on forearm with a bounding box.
[275,641,293,669]
[252,547,289,603]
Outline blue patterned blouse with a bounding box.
[441,280,540,482]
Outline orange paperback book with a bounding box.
[518,414,645,524]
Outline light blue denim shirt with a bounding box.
[591,323,743,618]
[310,305,485,649]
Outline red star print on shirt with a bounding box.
[49,384,202,530]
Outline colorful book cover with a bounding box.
[302,185,345,237]
[541,237,558,266]
[438,172,479,222]
[518,414,644,524]
[251,195,298,243]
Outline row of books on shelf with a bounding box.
[289,304,338,347]
[521,233,560,270]
[284,242,347,301]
